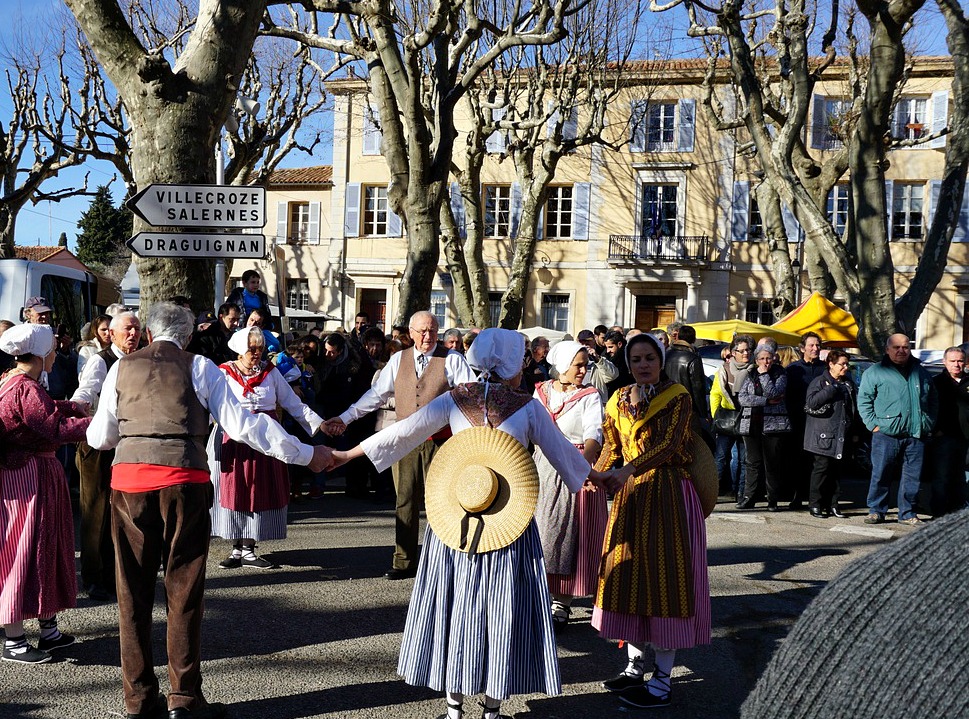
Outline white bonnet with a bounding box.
[0,323,55,358]
[227,327,265,356]
[466,328,525,380]
[547,340,587,378]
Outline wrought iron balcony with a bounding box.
[607,234,711,266]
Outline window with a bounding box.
[745,299,774,326]
[488,291,503,327]
[814,98,849,150]
[484,185,512,238]
[430,290,448,329]
[288,202,310,243]
[541,294,570,332]
[641,184,678,238]
[827,185,850,238]
[894,97,928,142]
[749,196,764,239]
[545,186,573,239]
[286,279,310,312]
[363,186,389,236]
[646,102,677,151]
[892,183,924,240]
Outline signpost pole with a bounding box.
[214,141,226,309]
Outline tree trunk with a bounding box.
[459,162,491,328]
[499,202,542,329]
[394,195,441,325]
[756,182,797,318]
[0,206,15,259]
[440,203,475,327]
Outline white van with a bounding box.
[0,259,100,337]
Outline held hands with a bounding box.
[588,465,635,494]
[322,418,347,436]
[309,445,333,474]
[327,449,350,473]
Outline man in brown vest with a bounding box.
[70,311,142,601]
[325,310,475,579]
[88,302,330,719]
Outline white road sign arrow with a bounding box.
[126,232,266,259]
[127,183,266,228]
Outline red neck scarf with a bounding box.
[220,361,273,397]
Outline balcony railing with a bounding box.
[608,234,711,266]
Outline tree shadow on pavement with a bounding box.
[708,544,852,581]
[228,681,438,718]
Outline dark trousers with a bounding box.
[808,453,842,510]
[111,483,213,715]
[714,432,745,498]
[390,438,441,570]
[77,442,115,590]
[867,432,924,520]
[926,435,969,516]
[742,433,786,503]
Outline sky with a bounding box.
[3,0,955,252]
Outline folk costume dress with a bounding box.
[592,379,711,649]
[360,381,590,700]
[0,371,91,625]
[209,361,323,540]
[532,379,606,597]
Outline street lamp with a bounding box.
[791,242,803,306]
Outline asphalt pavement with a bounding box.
[0,473,919,719]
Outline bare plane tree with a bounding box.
[264,0,588,324]
[654,0,969,355]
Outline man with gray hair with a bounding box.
[927,346,969,515]
[324,310,475,579]
[442,327,464,353]
[70,311,142,601]
[88,302,330,719]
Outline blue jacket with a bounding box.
[857,356,937,438]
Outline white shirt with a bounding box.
[71,344,126,411]
[360,391,590,491]
[87,337,315,466]
[534,384,604,446]
[219,363,323,436]
[339,347,475,425]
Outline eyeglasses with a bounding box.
[410,327,436,336]
[734,348,750,354]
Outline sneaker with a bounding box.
[898,517,925,526]
[2,644,52,664]
[863,513,885,525]
[38,633,76,652]
[619,684,671,709]
[603,672,645,693]
[241,554,274,569]
[218,556,242,569]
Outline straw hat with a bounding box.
[425,426,539,555]
[685,431,718,518]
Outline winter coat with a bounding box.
[664,341,711,421]
[857,356,937,438]
[739,364,791,436]
[803,370,857,459]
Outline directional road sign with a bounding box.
[126,232,266,259]
[127,183,266,228]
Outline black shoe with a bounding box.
[384,567,417,580]
[37,632,75,651]
[168,702,227,719]
[618,684,671,709]
[241,554,275,570]
[1,644,51,664]
[767,502,779,512]
[218,556,242,570]
[127,695,168,719]
[736,497,754,510]
[603,672,645,692]
[86,583,113,601]
[788,500,803,511]
[809,507,826,519]
[830,507,846,519]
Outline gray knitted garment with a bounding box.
[740,510,969,719]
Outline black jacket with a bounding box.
[786,358,827,426]
[664,341,710,421]
[186,323,235,365]
[803,370,857,459]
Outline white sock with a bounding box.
[482,696,501,719]
[648,646,675,697]
[38,616,60,641]
[445,692,463,719]
[241,546,257,560]
[4,633,29,655]
[228,546,243,559]
[623,642,646,678]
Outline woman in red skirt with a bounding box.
[0,324,91,664]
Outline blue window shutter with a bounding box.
[536,203,544,240]
[510,183,522,238]
[344,183,361,237]
[450,182,466,239]
[573,183,591,240]
[387,197,402,237]
[308,202,320,245]
[564,108,578,141]
[363,109,381,155]
[811,95,825,149]
[885,180,894,241]
[486,107,506,154]
[929,91,948,149]
[547,104,559,138]
[781,201,800,242]
[276,202,288,242]
[677,98,696,152]
[630,100,647,152]
[732,181,750,242]
[958,186,969,242]
[892,101,907,140]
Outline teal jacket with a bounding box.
[857,356,938,438]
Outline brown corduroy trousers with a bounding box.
[390,438,443,570]
[111,482,213,715]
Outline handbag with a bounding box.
[713,406,742,436]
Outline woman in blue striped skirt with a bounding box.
[329,328,591,719]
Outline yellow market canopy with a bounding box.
[690,319,803,345]
[772,292,859,347]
